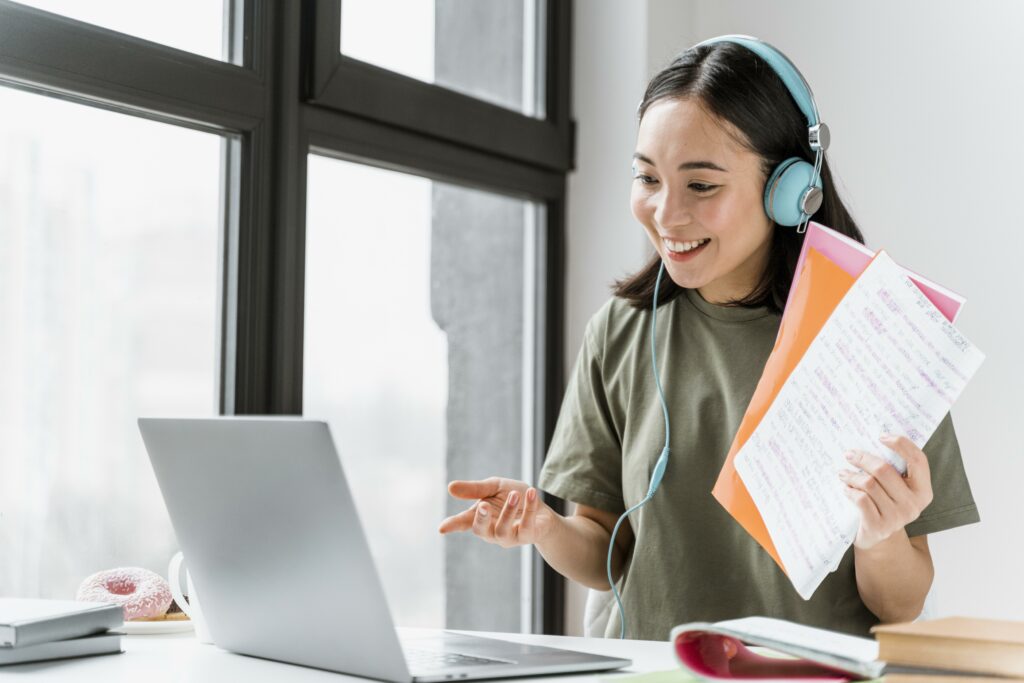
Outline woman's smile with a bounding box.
[662,236,711,261]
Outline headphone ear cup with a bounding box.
[763,157,822,227]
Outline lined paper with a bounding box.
[734,251,985,599]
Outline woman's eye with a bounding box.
[690,183,718,193]
[634,174,658,185]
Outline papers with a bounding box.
[713,223,984,600]
[736,251,984,598]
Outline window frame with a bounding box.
[0,0,571,635]
[306,0,574,174]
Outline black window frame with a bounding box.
[306,0,574,174]
[0,0,572,635]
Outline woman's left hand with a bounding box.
[838,434,934,550]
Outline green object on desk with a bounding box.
[600,669,699,683]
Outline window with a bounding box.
[13,0,226,62]
[0,85,222,598]
[304,156,544,630]
[0,0,571,634]
[340,0,545,117]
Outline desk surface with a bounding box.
[3,630,676,682]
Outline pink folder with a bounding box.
[786,222,964,323]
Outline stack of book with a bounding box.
[873,617,1024,681]
[0,598,124,666]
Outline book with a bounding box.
[0,598,123,648]
[0,632,123,666]
[671,616,884,681]
[872,617,1024,679]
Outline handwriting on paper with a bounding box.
[734,251,985,599]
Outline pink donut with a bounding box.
[76,567,173,620]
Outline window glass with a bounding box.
[341,0,546,117]
[16,0,226,62]
[0,85,222,599]
[305,154,539,630]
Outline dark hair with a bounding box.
[613,40,864,312]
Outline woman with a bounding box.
[438,37,978,640]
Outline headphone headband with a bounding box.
[694,35,829,154]
[694,35,819,126]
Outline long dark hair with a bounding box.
[614,40,864,312]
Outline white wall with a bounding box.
[565,0,1024,634]
[563,0,656,635]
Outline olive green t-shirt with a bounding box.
[538,290,980,640]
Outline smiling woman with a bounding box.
[616,39,861,313]
[440,36,980,641]
[629,98,775,304]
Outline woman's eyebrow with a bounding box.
[632,152,728,172]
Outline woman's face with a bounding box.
[630,97,774,304]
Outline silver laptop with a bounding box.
[138,417,631,682]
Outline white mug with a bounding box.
[168,551,213,644]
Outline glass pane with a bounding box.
[0,85,222,599]
[305,155,540,631]
[341,0,546,118]
[16,0,226,62]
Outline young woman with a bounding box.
[438,37,978,640]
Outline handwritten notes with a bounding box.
[734,251,985,599]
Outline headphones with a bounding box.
[696,35,829,233]
[608,36,827,639]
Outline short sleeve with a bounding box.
[537,313,625,514]
[904,412,980,537]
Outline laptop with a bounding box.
[138,417,631,681]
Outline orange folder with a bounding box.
[711,247,857,571]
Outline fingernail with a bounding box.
[837,469,848,480]
[508,492,519,506]
[527,488,536,502]
[478,504,488,517]
[880,433,895,442]
[844,451,856,462]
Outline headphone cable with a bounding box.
[605,259,672,639]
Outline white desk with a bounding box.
[2,631,676,682]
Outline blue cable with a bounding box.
[605,260,672,639]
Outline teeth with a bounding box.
[664,237,709,253]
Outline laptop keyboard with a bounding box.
[404,648,508,671]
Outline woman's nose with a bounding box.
[653,187,692,229]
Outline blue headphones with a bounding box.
[695,35,830,233]
[608,36,827,639]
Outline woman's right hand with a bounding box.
[438,477,559,548]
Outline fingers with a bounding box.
[472,500,496,538]
[518,487,539,536]
[493,490,522,543]
[881,434,933,502]
[843,449,904,505]
[440,478,539,546]
[839,437,936,550]
[438,506,477,534]
[447,477,504,500]
[839,450,897,520]
[843,482,881,530]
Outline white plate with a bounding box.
[115,619,195,635]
